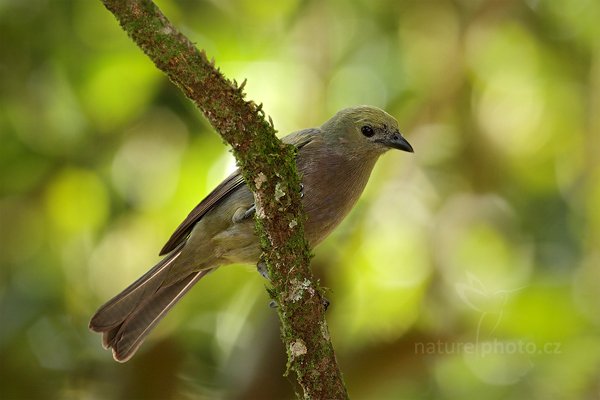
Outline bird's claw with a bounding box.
[232,204,256,223]
[257,261,269,280]
[322,297,330,311]
[242,204,256,219]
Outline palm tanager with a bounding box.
[90,105,414,362]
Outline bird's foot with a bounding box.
[242,204,256,219]
[257,261,269,280]
[322,297,330,311]
[232,204,256,223]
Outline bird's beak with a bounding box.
[387,132,414,153]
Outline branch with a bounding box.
[100,1,348,398]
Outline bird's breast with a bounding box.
[299,152,377,247]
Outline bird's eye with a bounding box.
[361,125,374,137]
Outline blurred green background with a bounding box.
[1,0,599,399]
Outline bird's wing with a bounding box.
[281,127,321,148]
[159,128,321,256]
[159,171,245,255]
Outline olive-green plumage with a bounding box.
[89,105,413,362]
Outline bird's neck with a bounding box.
[335,153,379,200]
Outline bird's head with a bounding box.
[322,105,414,156]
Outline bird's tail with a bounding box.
[89,244,213,362]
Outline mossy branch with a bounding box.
[100,0,348,398]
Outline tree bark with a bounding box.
[99,1,348,398]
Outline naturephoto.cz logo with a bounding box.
[414,338,562,356]
[414,273,562,356]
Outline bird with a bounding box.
[89,105,414,362]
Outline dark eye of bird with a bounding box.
[361,125,374,137]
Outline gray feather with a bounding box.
[89,242,213,362]
[107,269,212,362]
